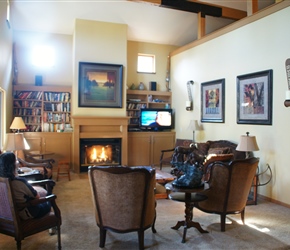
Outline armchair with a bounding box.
[0,177,62,250]
[88,166,156,250]
[194,157,259,232]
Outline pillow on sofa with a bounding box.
[208,147,231,155]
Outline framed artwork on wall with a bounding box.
[78,62,123,108]
[237,69,273,125]
[201,78,225,123]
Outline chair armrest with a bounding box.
[29,179,55,194]
[161,148,175,153]
[26,155,55,165]
[18,157,50,168]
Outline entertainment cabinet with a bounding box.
[127,90,172,130]
[128,131,175,167]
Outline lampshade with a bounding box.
[10,117,26,130]
[4,133,30,151]
[187,120,202,131]
[236,132,259,152]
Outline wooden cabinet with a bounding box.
[127,90,172,129]
[13,85,71,132]
[23,132,72,166]
[128,131,175,167]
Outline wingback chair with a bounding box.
[88,166,156,250]
[194,157,259,232]
[0,177,62,250]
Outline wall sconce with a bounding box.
[236,132,259,158]
[284,58,290,107]
[186,80,194,111]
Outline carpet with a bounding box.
[1,170,290,250]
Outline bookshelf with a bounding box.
[126,90,172,129]
[13,85,72,132]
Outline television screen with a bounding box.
[140,108,172,131]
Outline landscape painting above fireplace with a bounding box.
[78,62,123,108]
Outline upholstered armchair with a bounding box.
[0,177,62,250]
[194,157,259,232]
[88,166,156,250]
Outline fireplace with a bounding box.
[80,138,121,172]
[72,116,129,173]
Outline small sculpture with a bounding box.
[171,162,203,188]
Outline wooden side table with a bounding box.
[166,183,209,243]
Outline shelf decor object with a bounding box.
[201,78,225,123]
[78,62,123,108]
[237,69,273,125]
[284,58,290,107]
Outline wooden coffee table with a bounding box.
[155,169,175,199]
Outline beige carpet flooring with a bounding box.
[1,168,290,250]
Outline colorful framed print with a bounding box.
[201,78,225,123]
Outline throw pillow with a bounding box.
[208,147,231,155]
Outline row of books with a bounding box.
[13,108,42,116]
[44,102,71,112]
[14,91,42,100]
[129,118,139,125]
[43,122,68,132]
[14,100,42,108]
[22,116,42,124]
[26,125,42,132]
[127,102,147,109]
[44,92,70,102]
[43,112,70,123]
[127,110,140,117]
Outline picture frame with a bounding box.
[201,79,225,123]
[237,69,273,125]
[78,62,123,108]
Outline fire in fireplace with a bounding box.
[80,138,121,172]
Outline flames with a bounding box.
[86,145,112,164]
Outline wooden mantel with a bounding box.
[72,116,129,173]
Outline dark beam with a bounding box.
[160,0,222,17]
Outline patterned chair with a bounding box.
[88,166,156,250]
[0,177,62,250]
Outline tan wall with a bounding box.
[171,3,290,206]
[127,41,177,91]
[72,19,127,117]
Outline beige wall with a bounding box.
[171,3,290,206]
[13,31,72,86]
[0,0,13,144]
[127,41,177,91]
[72,19,127,117]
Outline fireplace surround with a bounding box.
[72,116,129,173]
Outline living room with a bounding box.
[1,0,290,246]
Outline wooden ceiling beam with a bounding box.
[128,0,247,20]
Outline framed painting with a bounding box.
[201,79,225,123]
[78,62,123,108]
[237,69,273,125]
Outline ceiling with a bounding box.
[9,0,275,47]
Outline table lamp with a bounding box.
[187,120,202,142]
[4,133,30,158]
[10,117,27,133]
[236,132,259,158]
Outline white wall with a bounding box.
[171,4,290,206]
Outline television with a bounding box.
[139,108,173,131]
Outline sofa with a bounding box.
[171,140,247,180]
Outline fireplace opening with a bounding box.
[80,138,121,172]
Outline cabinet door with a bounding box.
[42,133,72,165]
[151,132,175,167]
[128,133,151,166]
